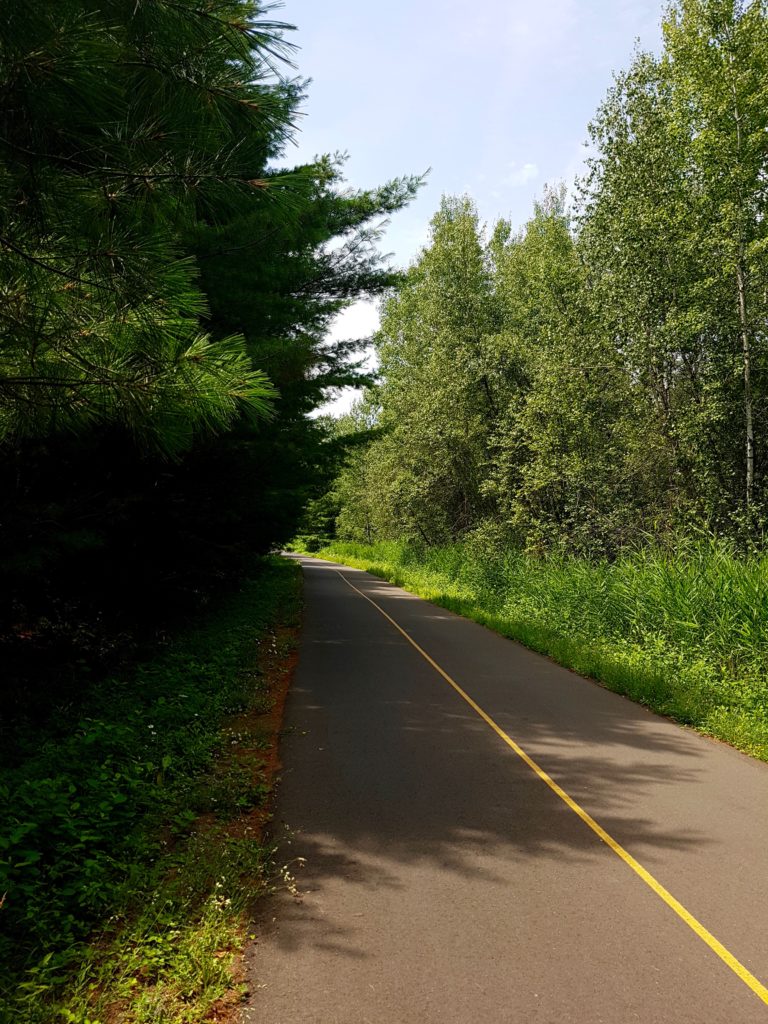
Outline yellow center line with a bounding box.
[334,567,768,1006]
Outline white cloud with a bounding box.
[504,161,539,187]
[311,300,380,419]
[326,299,380,342]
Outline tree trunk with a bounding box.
[736,259,754,505]
[730,62,754,507]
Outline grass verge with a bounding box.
[0,555,301,1024]
[297,539,768,762]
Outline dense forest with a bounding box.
[0,0,419,661]
[319,0,768,552]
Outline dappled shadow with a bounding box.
[242,557,768,1024]
[335,562,718,763]
[246,559,758,970]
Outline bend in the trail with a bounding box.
[244,556,768,1024]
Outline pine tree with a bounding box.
[0,0,293,455]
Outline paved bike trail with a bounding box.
[244,556,768,1023]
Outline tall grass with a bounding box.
[307,538,768,761]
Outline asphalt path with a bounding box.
[245,555,768,1023]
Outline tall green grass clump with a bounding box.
[307,537,768,760]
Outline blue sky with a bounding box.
[277,0,665,411]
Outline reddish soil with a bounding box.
[205,620,301,1023]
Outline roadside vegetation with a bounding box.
[0,556,301,1024]
[298,1,768,765]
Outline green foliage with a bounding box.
[580,0,768,515]
[182,156,423,554]
[0,556,301,1022]
[335,197,500,545]
[0,2,420,697]
[308,540,768,761]
[332,192,660,553]
[0,0,293,454]
[328,0,768,556]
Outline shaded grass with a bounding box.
[0,556,302,1024]
[304,539,768,762]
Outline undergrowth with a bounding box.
[0,556,301,1024]
[303,538,768,761]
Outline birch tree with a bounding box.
[664,0,768,508]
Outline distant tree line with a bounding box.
[317,0,768,556]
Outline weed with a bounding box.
[0,556,301,1024]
